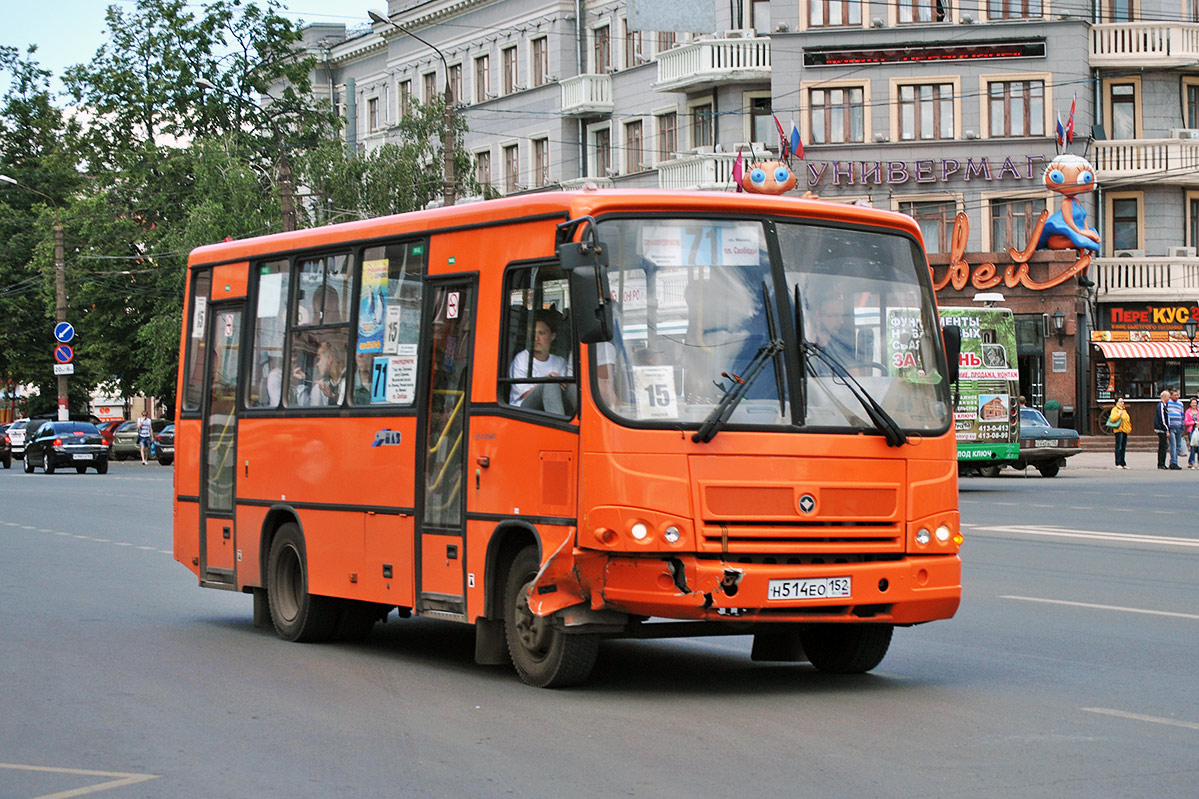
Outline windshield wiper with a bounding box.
[692,336,784,443]
[803,342,909,448]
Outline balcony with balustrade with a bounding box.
[1091,22,1199,68]
[1091,137,1199,184]
[653,36,771,93]
[656,152,742,191]
[560,73,612,117]
[1094,254,1199,301]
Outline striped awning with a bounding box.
[1093,341,1199,359]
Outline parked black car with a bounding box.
[23,421,109,474]
[152,424,175,466]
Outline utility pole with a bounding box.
[54,217,68,420]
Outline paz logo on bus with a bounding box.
[372,429,402,447]
[54,344,74,364]
[798,494,817,515]
[54,322,75,343]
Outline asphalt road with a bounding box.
[0,458,1195,798]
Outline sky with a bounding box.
[1,0,369,96]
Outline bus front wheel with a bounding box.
[267,523,337,643]
[801,623,893,674]
[502,547,598,688]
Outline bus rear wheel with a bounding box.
[502,547,598,688]
[801,623,893,674]
[267,522,337,643]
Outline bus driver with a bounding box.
[509,309,571,412]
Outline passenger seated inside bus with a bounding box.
[352,352,374,404]
[291,337,346,406]
[509,309,572,413]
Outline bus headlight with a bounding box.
[663,525,681,543]
[630,522,649,541]
[935,525,952,543]
[915,528,931,545]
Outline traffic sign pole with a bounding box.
[53,220,68,421]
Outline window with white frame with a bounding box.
[1108,193,1142,253]
[987,79,1045,138]
[899,0,949,23]
[657,111,678,161]
[593,25,611,73]
[989,196,1047,253]
[985,0,1043,19]
[533,138,550,187]
[809,86,865,144]
[475,54,491,102]
[448,64,462,104]
[898,83,955,141]
[898,199,957,254]
[690,100,714,149]
[476,151,492,188]
[625,120,644,173]
[747,94,775,148]
[624,18,644,67]
[532,37,548,87]
[1106,80,1138,140]
[502,46,518,94]
[504,144,520,192]
[810,0,862,27]
[591,126,612,176]
[1100,0,1135,22]
[657,31,677,54]
[423,72,436,103]
[367,97,379,133]
[399,80,412,116]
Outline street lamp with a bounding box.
[1052,310,1066,344]
[1185,316,1198,353]
[0,174,70,421]
[368,9,457,206]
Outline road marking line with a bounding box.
[0,763,159,798]
[974,525,1199,548]
[1082,707,1199,730]
[1002,595,1199,620]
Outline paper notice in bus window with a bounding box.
[641,223,759,267]
[357,258,389,354]
[719,225,760,265]
[257,273,282,318]
[383,305,403,354]
[386,345,418,404]
[633,365,679,419]
[192,296,207,339]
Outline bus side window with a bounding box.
[351,241,426,406]
[247,259,290,409]
[500,263,576,417]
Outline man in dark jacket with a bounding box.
[1155,389,1171,470]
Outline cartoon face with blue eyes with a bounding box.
[741,159,797,195]
[1042,154,1096,197]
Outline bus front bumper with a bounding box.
[528,549,961,626]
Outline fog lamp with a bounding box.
[663,525,681,543]
[915,528,931,545]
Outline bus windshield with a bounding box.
[594,217,951,435]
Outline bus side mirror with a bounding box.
[558,240,613,344]
[942,324,961,383]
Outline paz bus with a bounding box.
[173,189,963,687]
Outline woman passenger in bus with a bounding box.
[309,340,346,405]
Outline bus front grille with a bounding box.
[698,522,903,554]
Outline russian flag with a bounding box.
[1055,112,1066,149]
[789,120,803,160]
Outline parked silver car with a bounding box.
[110,418,168,459]
[6,418,31,457]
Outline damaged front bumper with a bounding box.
[528,546,961,626]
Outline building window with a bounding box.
[751,0,772,33]
[809,86,864,144]
[475,54,491,102]
[531,37,548,87]
[1109,83,1137,139]
[1189,194,1199,247]
[624,18,644,67]
[476,151,492,188]
[898,83,955,141]
[657,111,678,161]
[1187,82,1199,128]
[502,46,518,94]
[899,0,949,23]
[1111,196,1140,252]
[423,72,436,103]
[625,120,644,173]
[691,101,714,149]
[899,200,956,254]
[533,138,550,187]
[1190,0,1199,22]
[448,64,462,104]
[592,127,611,177]
[810,0,861,27]
[986,0,1043,19]
[748,95,775,148]
[367,97,379,132]
[988,80,1044,138]
[657,31,677,53]
[990,197,1047,253]
[593,25,611,73]
[1101,0,1134,22]
[399,80,411,116]
[504,144,520,192]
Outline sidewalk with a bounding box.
[1044,448,1197,471]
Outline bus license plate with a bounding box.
[73,453,93,461]
[767,577,851,601]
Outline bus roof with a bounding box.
[187,189,925,269]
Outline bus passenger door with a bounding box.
[415,281,475,620]
[199,305,242,588]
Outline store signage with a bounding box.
[1105,304,1199,330]
[807,155,1045,188]
[929,212,1085,292]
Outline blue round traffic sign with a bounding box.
[54,322,75,343]
[54,344,74,364]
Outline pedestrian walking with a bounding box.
[136,409,153,465]
[1154,389,1170,470]
[1169,389,1186,469]
[1187,398,1199,468]
[1109,397,1132,469]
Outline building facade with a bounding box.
[291,0,1199,433]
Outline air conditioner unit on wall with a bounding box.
[1114,249,1145,258]
[1168,246,1197,257]
[1171,128,1199,140]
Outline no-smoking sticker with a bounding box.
[446,291,460,319]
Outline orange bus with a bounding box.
[174,189,962,687]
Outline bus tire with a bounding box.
[502,547,598,688]
[979,465,1001,478]
[267,523,337,643]
[801,623,893,674]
